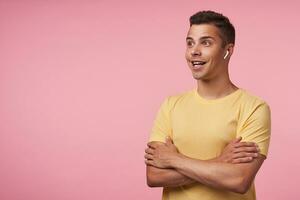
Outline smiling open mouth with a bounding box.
[191,61,207,69]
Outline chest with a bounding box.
[171,104,240,158]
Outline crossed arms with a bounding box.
[145,137,265,194]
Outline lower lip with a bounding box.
[192,65,205,71]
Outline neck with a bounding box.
[196,71,238,100]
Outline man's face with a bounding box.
[185,24,229,81]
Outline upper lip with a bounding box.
[190,60,206,64]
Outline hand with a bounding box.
[215,137,260,164]
[144,137,179,169]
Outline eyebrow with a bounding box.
[186,36,215,41]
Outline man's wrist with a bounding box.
[170,153,186,169]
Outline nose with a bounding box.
[191,44,201,56]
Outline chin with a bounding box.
[192,74,203,80]
[192,72,211,81]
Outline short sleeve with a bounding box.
[148,97,172,143]
[236,102,271,157]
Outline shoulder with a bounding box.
[239,89,271,110]
[163,89,195,110]
[238,89,271,121]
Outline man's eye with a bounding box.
[202,40,211,46]
[186,41,194,47]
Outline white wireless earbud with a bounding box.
[223,50,229,59]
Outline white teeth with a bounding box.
[192,61,205,65]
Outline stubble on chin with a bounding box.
[192,72,202,80]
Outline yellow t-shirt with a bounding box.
[148,88,271,200]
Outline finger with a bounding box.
[165,136,174,145]
[234,141,258,148]
[145,148,154,155]
[147,142,157,149]
[165,137,171,145]
[144,159,154,166]
[147,141,165,149]
[144,153,154,160]
[233,146,259,153]
[232,157,253,164]
[232,136,242,144]
[232,152,258,159]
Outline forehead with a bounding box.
[186,24,222,40]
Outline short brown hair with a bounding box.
[189,10,235,47]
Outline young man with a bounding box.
[145,10,271,200]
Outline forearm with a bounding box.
[146,137,264,193]
[146,165,195,187]
[172,154,249,193]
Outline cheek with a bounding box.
[185,51,190,60]
[203,49,221,60]
[201,48,213,56]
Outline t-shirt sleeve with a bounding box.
[236,102,271,157]
[148,97,172,143]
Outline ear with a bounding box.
[224,50,229,59]
[225,43,234,59]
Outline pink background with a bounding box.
[0,0,299,199]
